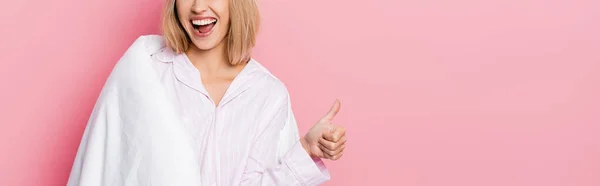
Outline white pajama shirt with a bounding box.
[68,35,330,186]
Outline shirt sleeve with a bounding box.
[240,95,330,185]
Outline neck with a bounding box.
[185,41,231,75]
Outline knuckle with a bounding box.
[328,144,335,149]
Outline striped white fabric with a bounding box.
[67,35,329,186]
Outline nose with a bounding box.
[191,0,209,14]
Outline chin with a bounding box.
[191,42,215,50]
[189,39,220,51]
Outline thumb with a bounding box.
[322,99,341,121]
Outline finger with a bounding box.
[321,151,333,159]
[322,148,345,160]
[319,142,345,157]
[323,126,346,142]
[321,99,341,121]
[331,150,344,161]
[319,135,346,151]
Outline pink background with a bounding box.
[1,0,599,185]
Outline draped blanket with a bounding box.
[67,39,202,186]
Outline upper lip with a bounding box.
[190,16,217,21]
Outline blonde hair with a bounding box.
[162,0,260,65]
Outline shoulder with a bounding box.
[115,35,175,73]
[123,35,168,58]
[109,35,171,84]
[248,59,291,104]
[116,35,166,63]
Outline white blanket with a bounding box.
[67,39,203,186]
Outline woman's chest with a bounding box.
[168,83,275,150]
[157,66,280,160]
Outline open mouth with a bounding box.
[191,18,217,35]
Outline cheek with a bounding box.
[175,1,191,23]
[220,15,230,31]
[178,14,188,27]
[219,8,230,30]
[175,14,185,26]
[213,0,230,25]
[217,12,230,34]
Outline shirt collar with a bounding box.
[152,47,176,63]
[170,51,262,108]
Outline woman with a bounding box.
[67,0,346,185]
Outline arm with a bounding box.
[240,96,330,186]
[67,35,202,186]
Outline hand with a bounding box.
[300,100,347,161]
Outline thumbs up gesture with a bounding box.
[300,100,347,160]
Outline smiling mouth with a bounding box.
[191,18,217,34]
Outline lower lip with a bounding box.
[192,24,215,38]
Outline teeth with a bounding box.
[192,19,216,26]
